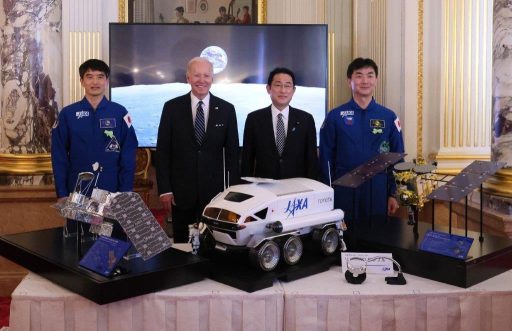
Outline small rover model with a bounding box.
[200,177,346,271]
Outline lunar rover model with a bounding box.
[200,177,346,271]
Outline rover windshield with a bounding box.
[203,207,240,223]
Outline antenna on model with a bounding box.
[223,147,226,190]
[328,161,332,187]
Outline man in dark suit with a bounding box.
[156,57,239,243]
[241,67,318,180]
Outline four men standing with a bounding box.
[52,56,403,243]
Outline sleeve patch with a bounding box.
[394,117,401,132]
[124,113,132,128]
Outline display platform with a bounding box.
[352,216,512,288]
[201,238,340,292]
[0,227,207,304]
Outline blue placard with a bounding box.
[79,236,131,276]
[419,230,473,260]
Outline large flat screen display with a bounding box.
[109,23,327,147]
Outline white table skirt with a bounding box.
[9,273,284,331]
[8,267,512,331]
[281,266,512,331]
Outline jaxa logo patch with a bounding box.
[76,110,89,119]
[100,118,116,129]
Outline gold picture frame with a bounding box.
[119,0,266,24]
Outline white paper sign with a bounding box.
[341,252,394,275]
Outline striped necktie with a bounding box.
[195,101,205,144]
[276,113,285,155]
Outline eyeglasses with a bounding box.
[271,83,294,90]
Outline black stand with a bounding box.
[0,227,207,304]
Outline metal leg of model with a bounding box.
[407,205,419,238]
[479,183,484,242]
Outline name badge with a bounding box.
[370,119,385,128]
[100,118,116,129]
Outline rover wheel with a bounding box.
[320,227,339,255]
[251,240,280,271]
[283,235,303,265]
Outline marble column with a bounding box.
[0,0,62,155]
[482,0,512,216]
[492,1,512,168]
[0,0,61,186]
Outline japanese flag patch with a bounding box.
[124,113,133,128]
[394,117,402,132]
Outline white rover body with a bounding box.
[200,177,346,271]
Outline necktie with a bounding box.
[276,113,286,155]
[195,101,205,144]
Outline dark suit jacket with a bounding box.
[156,92,239,210]
[241,106,318,180]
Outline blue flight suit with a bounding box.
[51,96,138,198]
[319,98,404,222]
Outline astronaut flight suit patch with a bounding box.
[104,130,120,152]
[394,117,402,132]
[100,118,116,129]
[344,116,354,125]
[370,119,385,134]
[379,140,390,153]
[76,110,89,119]
[124,113,133,128]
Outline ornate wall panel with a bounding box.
[435,0,492,170]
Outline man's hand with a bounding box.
[160,194,176,213]
[57,197,68,204]
[387,196,400,215]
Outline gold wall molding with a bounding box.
[119,0,127,23]
[257,0,267,23]
[328,32,335,110]
[0,154,52,175]
[118,1,267,23]
[484,169,512,197]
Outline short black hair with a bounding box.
[175,6,185,13]
[219,6,226,12]
[346,58,378,78]
[79,59,110,79]
[267,67,296,86]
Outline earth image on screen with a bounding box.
[200,46,228,74]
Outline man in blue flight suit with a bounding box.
[319,58,404,226]
[51,59,138,235]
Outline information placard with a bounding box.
[79,236,131,276]
[419,230,473,260]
